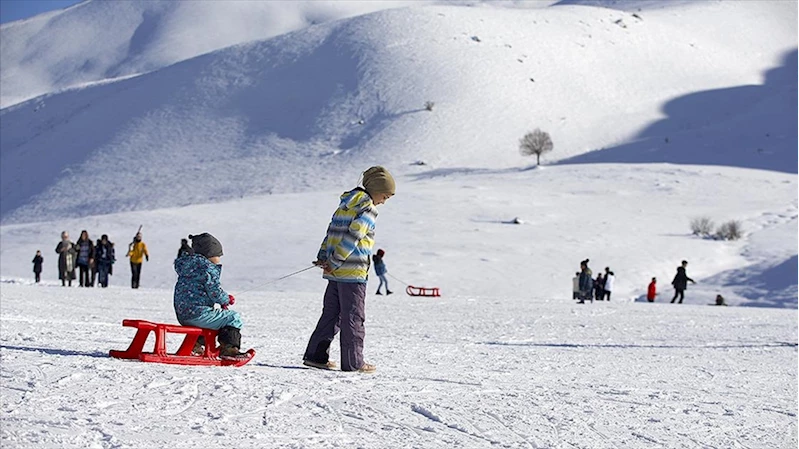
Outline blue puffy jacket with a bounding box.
[173,254,232,321]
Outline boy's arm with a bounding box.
[204,272,230,306]
[316,235,329,262]
[144,243,149,261]
[328,205,377,270]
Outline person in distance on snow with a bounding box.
[95,235,116,288]
[671,260,695,304]
[647,277,657,302]
[75,230,95,287]
[372,248,392,295]
[173,233,247,359]
[126,232,149,289]
[576,259,593,304]
[603,267,615,301]
[303,166,396,373]
[55,231,77,287]
[32,250,43,283]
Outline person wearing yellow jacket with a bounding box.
[126,232,149,289]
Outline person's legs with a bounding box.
[338,282,367,371]
[671,289,679,303]
[376,275,385,294]
[131,263,142,288]
[379,274,391,294]
[304,281,342,363]
[98,264,108,287]
[678,290,685,304]
[78,264,87,287]
[605,291,611,301]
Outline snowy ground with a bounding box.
[1,282,796,449]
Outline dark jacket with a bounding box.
[579,267,594,292]
[32,255,43,273]
[672,266,694,290]
[55,240,77,280]
[75,238,95,266]
[95,241,116,266]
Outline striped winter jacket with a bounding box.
[317,188,378,283]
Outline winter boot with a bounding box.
[218,326,247,359]
[386,290,393,295]
[375,290,382,295]
[358,363,377,373]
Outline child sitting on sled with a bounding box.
[173,233,247,359]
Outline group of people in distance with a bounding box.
[575,259,700,304]
[573,259,615,304]
[42,230,149,288]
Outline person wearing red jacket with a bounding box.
[647,277,657,302]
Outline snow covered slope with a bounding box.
[1,1,795,224]
[0,0,441,109]
[0,282,795,448]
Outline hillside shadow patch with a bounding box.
[557,50,798,174]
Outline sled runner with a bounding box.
[405,285,441,297]
[109,319,254,367]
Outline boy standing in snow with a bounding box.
[303,166,395,373]
[373,249,392,295]
[32,250,43,283]
[671,260,695,304]
[577,259,593,304]
[173,233,246,359]
[647,277,657,302]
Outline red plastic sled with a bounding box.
[109,319,254,367]
[406,285,441,297]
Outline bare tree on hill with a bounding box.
[519,128,553,166]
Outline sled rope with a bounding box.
[234,265,317,295]
[387,273,410,287]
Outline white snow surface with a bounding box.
[0,0,797,447]
[1,282,796,448]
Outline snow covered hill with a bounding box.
[1,0,795,223]
[0,0,444,109]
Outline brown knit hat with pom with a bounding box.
[362,166,396,196]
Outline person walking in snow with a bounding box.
[303,166,395,373]
[572,272,580,300]
[603,267,615,301]
[173,233,247,359]
[372,249,392,295]
[55,231,77,286]
[647,277,657,302]
[126,232,149,289]
[577,259,593,304]
[671,260,695,304]
[75,230,95,287]
[95,235,115,288]
[594,273,605,301]
[32,250,43,283]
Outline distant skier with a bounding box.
[55,231,77,287]
[671,260,695,304]
[304,166,395,373]
[32,250,43,283]
[95,235,116,288]
[577,259,593,304]
[372,249,392,295]
[647,277,657,302]
[173,233,247,359]
[126,232,149,289]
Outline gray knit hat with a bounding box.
[362,166,396,196]
[189,233,223,258]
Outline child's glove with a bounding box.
[228,294,235,306]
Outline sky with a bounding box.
[0,0,82,24]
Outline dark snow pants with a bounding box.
[304,280,367,371]
[671,289,685,303]
[130,262,142,288]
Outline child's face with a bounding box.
[372,192,393,205]
[208,256,221,265]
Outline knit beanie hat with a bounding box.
[189,233,223,258]
[362,166,396,196]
